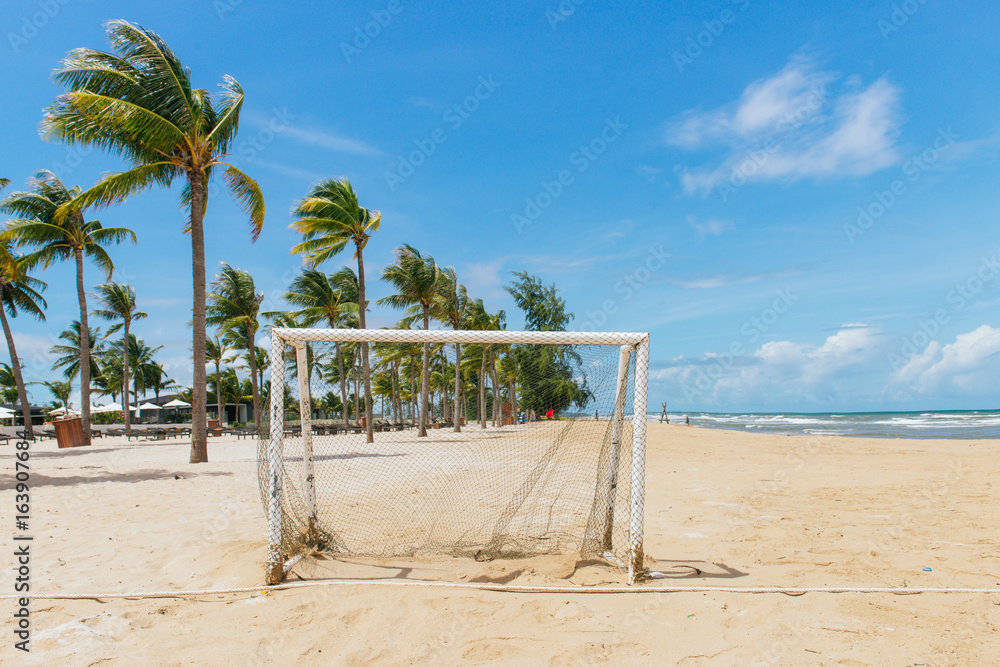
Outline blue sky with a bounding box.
[2,0,999,413]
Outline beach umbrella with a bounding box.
[47,406,68,416]
[93,403,122,413]
[163,399,191,408]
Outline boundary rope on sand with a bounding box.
[1,580,999,601]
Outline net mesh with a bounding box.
[259,330,645,581]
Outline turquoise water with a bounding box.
[647,410,1000,439]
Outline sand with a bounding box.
[1,423,999,665]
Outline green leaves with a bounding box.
[43,19,264,239]
[290,178,380,266]
[221,164,265,242]
[284,268,359,328]
[206,263,263,346]
[378,244,441,314]
[91,282,147,327]
[0,172,136,279]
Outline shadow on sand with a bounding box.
[11,469,233,489]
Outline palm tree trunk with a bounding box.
[122,320,131,431]
[74,245,91,445]
[479,347,487,429]
[353,368,360,422]
[452,342,462,432]
[390,359,399,423]
[214,359,223,428]
[356,245,374,443]
[490,346,500,426]
[509,378,517,425]
[0,306,33,436]
[336,342,347,427]
[418,308,430,437]
[247,326,261,433]
[189,174,208,463]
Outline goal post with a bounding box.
[262,328,650,585]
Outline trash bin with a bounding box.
[54,416,86,448]
[360,416,366,429]
[208,419,219,428]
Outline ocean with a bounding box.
[647,410,1000,439]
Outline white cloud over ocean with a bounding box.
[652,323,1000,409]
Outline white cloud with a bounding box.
[651,323,887,406]
[687,216,734,238]
[0,331,58,381]
[460,258,508,301]
[666,56,903,194]
[670,267,802,290]
[655,322,1000,408]
[279,125,382,156]
[892,324,1000,394]
[409,96,437,109]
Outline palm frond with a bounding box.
[74,163,178,211]
[219,163,264,241]
[206,76,245,152]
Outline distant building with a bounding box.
[1,403,46,425]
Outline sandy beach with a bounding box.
[2,422,999,665]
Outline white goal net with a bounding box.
[259,328,650,584]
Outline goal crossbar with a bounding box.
[264,328,651,585]
[270,327,648,346]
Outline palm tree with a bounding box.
[51,321,105,383]
[106,334,162,406]
[42,20,264,463]
[91,282,146,430]
[41,380,72,413]
[378,244,440,437]
[465,300,505,428]
[1,172,135,444]
[205,335,230,425]
[206,264,263,433]
[284,268,359,427]
[0,179,16,279]
[145,362,178,401]
[250,346,268,395]
[0,363,20,404]
[0,240,46,435]
[290,178,380,443]
[435,266,469,432]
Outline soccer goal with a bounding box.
[260,328,650,585]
